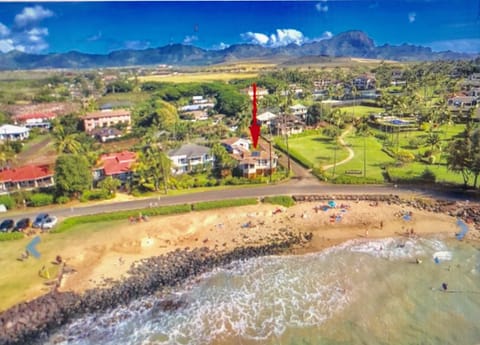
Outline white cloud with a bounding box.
[15,5,53,27]
[314,31,333,41]
[124,40,150,50]
[429,38,480,54]
[212,42,230,50]
[87,31,102,42]
[242,29,305,47]
[0,23,10,37]
[316,0,329,12]
[408,12,416,23]
[183,35,198,44]
[0,38,15,53]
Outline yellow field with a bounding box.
[139,71,258,83]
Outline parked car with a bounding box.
[32,213,49,228]
[14,218,31,232]
[0,219,15,232]
[41,216,58,230]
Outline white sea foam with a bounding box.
[44,237,480,345]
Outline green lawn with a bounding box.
[338,134,394,181]
[338,105,384,117]
[286,133,350,169]
[387,162,466,185]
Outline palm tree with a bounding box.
[323,125,342,178]
[356,118,371,177]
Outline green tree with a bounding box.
[323,125,342,178]
[52,124,82,154]
[54,154,92,197]
[135,137,171,193]
[98,176,121,197]
[211,143,237,178]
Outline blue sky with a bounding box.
[0,1,478,54]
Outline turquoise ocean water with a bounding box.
[44,235,480,345]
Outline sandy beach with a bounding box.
[58,199,477,293]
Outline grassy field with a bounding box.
[387,162,465,185]
[0,220,124,311]
[98,91,150,105]
[286,132,350,169]
[139,72,258,83]
[336,135,394,181]
[338,105,384,117]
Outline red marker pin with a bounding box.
[249,83,260,148]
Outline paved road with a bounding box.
[4,181,475,223]
[2,142,478,223]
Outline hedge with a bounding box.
[192,198,258,211]
[262,195,295,207]
[0,195,15,209]
[0,232,24,241]
[29,193,54,207]
[52,204,192,233]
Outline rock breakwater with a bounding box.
[0,232,311,345]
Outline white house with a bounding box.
[0,124,29,141]
[289,104,308,119]
[221,137,251,154]
[257,111,278,126]
[168,143,214,175]
[221,137,277,178]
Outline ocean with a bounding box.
[43,235,480,345]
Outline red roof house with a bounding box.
[94,151,137,182]
[0,164,54,193]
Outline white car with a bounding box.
[41,216,58,229]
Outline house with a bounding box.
[0,164,54,194]
[181,110,209,121]
[82,109,131,133]
[14,112,56,129]
[90,127,123,142]
[272,115,304,136]
[289,104,308,119]
[221,137,251,153]
[168,143,214,175]
[257,111,278,126]
[179,103,215,112]
[448,96,477,109]
[0,124,29,141]
[93,151,136,183]
[221,137,278,178]
[243,86,269,100]
[192,96,210,104]
[353,75,376,90]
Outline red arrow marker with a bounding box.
[249,83,260,148]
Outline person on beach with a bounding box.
[442,282,448,291]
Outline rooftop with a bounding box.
[99,151,136,176]
[168,143,210,158]
[83,109,131,119]
[0,164,52,183]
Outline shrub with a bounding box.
[192,198,258,211]
[55,196,70,204]
[420,168,436,183]
[263,196,295,207]
[29,193,54,207]
[396,150,415,163]
[80,189,111,202]
[0,195,15,209]
[0,232,24,241]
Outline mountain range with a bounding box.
[0,31,476,70]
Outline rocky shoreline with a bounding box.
[0,232,312,345]
[1,194,480,345]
